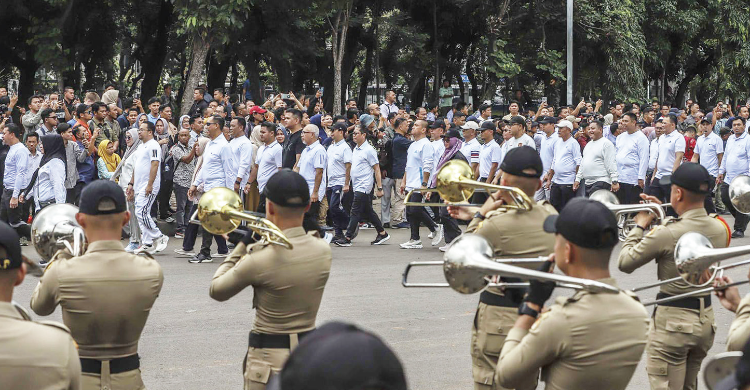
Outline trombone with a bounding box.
[403,159,534,210]
[401,234,620,294]
[730,175,750,214]
[589,189,671,241]
[190,187,293,249]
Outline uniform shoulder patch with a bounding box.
[37,320,72,334]
[646,224,666,237]
[622,289,642,302]
[712,214,732,247]
[246,240,272,254]
[485,208,511,219]
[135,252,155,260]
[531,311,550,331]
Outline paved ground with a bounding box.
[14,217,750,390]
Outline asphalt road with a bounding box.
[14,217,750,390]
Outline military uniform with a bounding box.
[495,278,649,390]
[727,294,750,351]
[466,200,557,390]
[210,226,332,390]
[30,241,164,390]
[618,208,730,390]
[0,301,82,390]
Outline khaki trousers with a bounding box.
[646,304,715,390]
[244,332,306,390]
[81,367,145,390]
[471,303,537,390]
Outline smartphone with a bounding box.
[268,94,275,100]
[319,87,324,94]
[281,93,290,99]
[541,96,548,104]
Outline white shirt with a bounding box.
[3,143,29,197]
[133,139,162,196]
[459,138,481,165]
[431,139,446,176]
[648,137,660,170]
[655,130,686,179]
[615,130,650,185]
[230,136,254,188]
[298,141,327,200]
[255,141,283,192]
[695,132,724,177]
[551,137,582,185]
[478,139,502,179]
[405,137,434,191]
[24,151,42,188]
[33,159,66,209]
[118,146,139,189]
[193,134,237,192]
[603,125,617,144]
[379,102,399,119]
[351,141,379,193]
[575,137,618,184]
[539,132,559,175]
[327,139,352,188]
[720,131,750,183]
[509,133,537,150]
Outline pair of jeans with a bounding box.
[405,192,436,240]
[721,182,749,232]
[345,191,384,239]
[326,186,349,237]
[549,183,576,212]
[173,184,192,232]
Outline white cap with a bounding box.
[461,122,479,130]
[557,120,574,130]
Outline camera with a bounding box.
[0,104,7,114]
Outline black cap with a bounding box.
[269,322,407,390]
[700,117,711,124]
[0,221,22,270]
[509,116,526,126]
[659,162,711,194]
[537,116,557,125]
[331,122,347,132]
[480,121,496,131]
[430,120,446,129]
[442,128,462,139]
[543,198,619,249]
[78,180,127,215]
[263,169,310,207]
[499,146,543,178]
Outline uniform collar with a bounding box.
[84,240,126,254]
[267,140,279,148]
[568,277,618,301]
[483,139,497,147]
[282,226,307,238]
[333,139,346,146]
[678,207,708,220]
[305,140,321,150]
[734,131,747,140]
[0,301,24,320]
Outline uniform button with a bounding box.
[677,325,682,331]
[256,373,261,378]
[661,368,666,374]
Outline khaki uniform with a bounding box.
[618,208,730,390]
[495,279,649,390]
[30,240,164,390]
[210,227,332,390]
[0,302,82,389]
[466,200,557,390]
[727,294,750,351]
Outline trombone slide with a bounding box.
[402,257,550,288]
[642,280,749,306]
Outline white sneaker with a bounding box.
[134,243,156,255]
[439,244,450,252]
[431,224,444,246]
[174,248,195,257]
[154,235,169,253]
[400,239,423,249]
[212,252,228,258]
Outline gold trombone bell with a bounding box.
[403,160,533,210]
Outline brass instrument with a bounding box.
[402,234,619,294]
[730,175,750,214]
[403,159,534,210]
[589,189,671,241]
[703,351,743,390]
[190,187,293,249]
[30,203,87,274]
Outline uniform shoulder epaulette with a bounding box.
[663,216,679,225]
[622,289,642,302]
[135,251,155,260]
[485,208,511,219]
[37,320,72,335]
[246,240,271,254]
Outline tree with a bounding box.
[326,0,354,115]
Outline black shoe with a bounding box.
[189,253,213,263]
[333,237,352,247]
[383,222,391,229]
[732,230,744,238]
[371,233,391,245]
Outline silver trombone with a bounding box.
[402,234,619,294]
[730,175,750,214]
[589,190,671,241]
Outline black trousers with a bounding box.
[157,178,174,219]
[646,181,677,217]
[66,181,84,206]
[405,192,436,240]
[616,182,643,205]
[721,182,749,232]
[704,176,717,214]
[303,200,324,236]
[345,191,384,239]
[199,226,228,256]
[584,181,611,197]
[471,177,489,205]
[0,188,30,238]
[550,183,576,212]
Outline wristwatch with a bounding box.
[473,211,486,220]
[377,187,383,191]
[421,181,428,187]
[518,302,539,319]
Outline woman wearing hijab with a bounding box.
[179,115,191,132]
[428,129,468,250]
[96,139,121,179]
[112,128,142,252]
[22,134,67,212]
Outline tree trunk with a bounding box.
[207,49,232,93]
[229,60,239,95]
[180,33,210,116]
[17,61,39,107]
[330,2,351,116]
[466,45,479,106]
[139,0,174,100]
[357,45,373,109]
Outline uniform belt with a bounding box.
[479,291,521,308]
[655,292,711,309]
[80,354,140,374]
[248,330,314,349]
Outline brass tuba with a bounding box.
[30,203,87,264]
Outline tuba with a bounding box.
[31,203,87,264]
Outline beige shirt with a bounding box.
[30,240,164,358]
[728,294,750,351]
[618,208,730,296]
[496,279,649,390]
[0,302,81,389]
[210,226,332,334]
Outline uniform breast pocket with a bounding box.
[245,359,272,385]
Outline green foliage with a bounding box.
[173,0,252,44]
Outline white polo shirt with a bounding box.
[298,140,327,200]
[459,138,481,165]
[255,141,282,192]
[539,132,559,175]
[648,137,659,170]
[405,137,434,191]
[133,139,162,196]
[695,132,724,177]
[327,139,352,188]
[720,131,750,183]
[230,136,254,188]
[615,130,650,185]
[193,135,237,192]
[478,139,502,179]
[551,137,582,185]
[351,141,379,193]
[655,130,686,179]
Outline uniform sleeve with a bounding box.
[728,294,750,351]
[675,135,686,154]
[314,148,327,169]
[209,243,259,301]
[73,142,88,163]
[572,141,582,165]
[29,256,64,315]
[717,136,725,154]
[52,161,67,203]
[470,145,480,164]
[638,135,650,181]
[617,225,671,274]
[343,146,353,164]
[495,309,568,388]
[720,140,729,175]
[366,148,379,167]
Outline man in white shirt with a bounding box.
[20,133,42,223]
[246,122,282,214]
[334,126,389,247]
[188,115,203,149]
[475,121,502,204]
[544,120,581,211]
[400,119,439,249]
[296,124,328,238]
[645,121,664,194]
[379,90,399,120]
[326,123,352,240]
[0,124,30,239]
[691,118,724,213]
[492,116,536,184]
[574,120,618,196]
[614,112,650,204]
[536,116,558,201]
[459,121,481,174]
[126,121,168,254]
[188,115,237,263]
[229,117,253,197]
[648,114,685,207]
[718,116,750,237]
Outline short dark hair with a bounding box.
[455,101,467,111]
[159,104,171,112]
[346,109,359,121]
[642,106,653,114]
[332,115,346,123]
[127,107,139,115]
[91,101,107,113]
[147,97,161,106]
[733,116,747,126]
[261,121,276,132]
[27,95,41,106]
[387,112,398,121]
[211,114,225,129]
[75,104,90,118]
[40,108,55,120]
[163,83,172,89]
[56,123,71,135]
[509,100,519,107]
[590,120,604,130]
[195,87,206,96]
[664,114,678,125]
[232,116,246,129]
[143,120,156,134]
[188,115,202,125]
[284,108,302,122]
[393,117,407,129]
[623,112,637,122]
[479,103,491,112]
[105,81,117,89]
[26,132,38,141]
[64,86,74,93]
[213,88,224,95]
[6,123,23,139]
